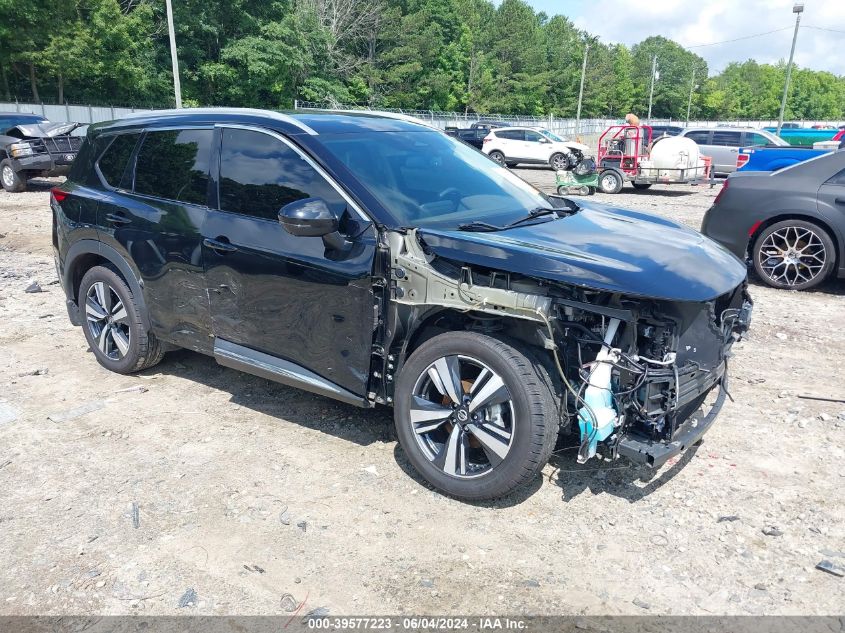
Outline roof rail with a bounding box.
[329,109,440,131]
[114,107,318,135]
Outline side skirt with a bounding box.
[213,338,373,408]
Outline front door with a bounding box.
[202,126,378,396]
[522,130,550,163]
[817,167,845,273]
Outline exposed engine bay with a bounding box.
[379,228,752,467]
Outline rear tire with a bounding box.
[598,169,624,194]
[79,265,165,374]
[0,159,27,192]
[394,332,559,501]
[752,220,835,291]
[488,151,506,167]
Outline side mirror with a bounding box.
[278,197,353,252]
[278,197,338,237]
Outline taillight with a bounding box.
[482,137,490,144]
[834,130,844,142]
[51,188,68,203]
[736,153,749,169]
[714,180,728,205]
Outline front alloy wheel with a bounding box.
[753,220,834,290]
[410,355,515,478]
[394,332,559,500]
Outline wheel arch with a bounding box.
[64,240,152,331]
[747,213,841,272]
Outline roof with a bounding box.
[93,107,436,136]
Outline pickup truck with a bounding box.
[445,121,509,149]
[736,145,832,172]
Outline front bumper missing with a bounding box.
[616,376,727,468]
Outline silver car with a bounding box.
[678,127,788,175]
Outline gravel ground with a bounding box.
[0,173,844,617]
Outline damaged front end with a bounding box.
[381,228,752,469]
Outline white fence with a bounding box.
[3,100,842,132]
[0,102,152,124]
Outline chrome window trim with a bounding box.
[215,123,371,223]
[117,108,319,136]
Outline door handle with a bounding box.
[203,237,238,253]
[105,212,131,225]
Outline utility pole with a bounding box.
[165,0,183,108]
[575,42,590,135]
[647,55,658,122]
[776,3,804,136]
[686,68,696,124]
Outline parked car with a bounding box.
[0,119,84,192]
[736,145,831,172]
[482,126,591,170]
[445,121,509,149]
[647,125,683,139]
[53,108,751,500]
[678,127,787,175]
[702,149,845,290]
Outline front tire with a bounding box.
[549,153,569,171]
[598,169,624,194]
[752,220,835,290]
[394,332,559,501]
[79,266,165,373]
[0,159,27,192]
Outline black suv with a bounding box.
[53,108,752,500]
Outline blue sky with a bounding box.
[512,0,845,76]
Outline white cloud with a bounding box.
[561,0,845,76]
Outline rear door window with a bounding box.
[496,129,525,141]
[97,133,140,188]
[685,130,711,145]
[711,131,743,147]
[133,129,213,205]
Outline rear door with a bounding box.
[98,127,214,352]
[709,130,743,173]
[494,129,525,160]
[202,125,378,397]
[817,166,845,240]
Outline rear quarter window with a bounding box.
[96,133,140,188]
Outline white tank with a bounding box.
[649,136,701,179]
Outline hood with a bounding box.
[560,140,591,153]
[10,122,82,138]
[418,202,747,302]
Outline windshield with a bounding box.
[321,130,553,230]
[539,129,564,142]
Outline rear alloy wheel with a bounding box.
[549,153,569,171]
[488,151,506,167]
[598,170,623,194]
[79,265,165,373]
[394,332,558,501]
[0,159,26,193]
[753,220,835,290]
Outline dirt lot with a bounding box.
[1,173,844,617]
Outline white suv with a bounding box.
[482,127,591,170]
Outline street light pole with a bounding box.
[647,55,658,122]
[686,68,696,124]
[776,3,804,137]
[165,0,183,109]
[575,42,590,135]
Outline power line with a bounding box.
[802,25,845,34]
[685,26,793,49]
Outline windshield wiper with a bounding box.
[457,221,506,232]
[503,207,560,229]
